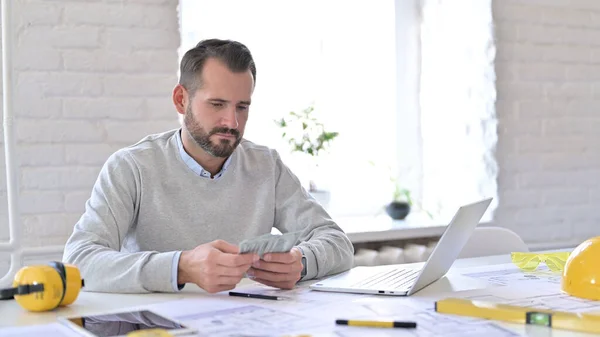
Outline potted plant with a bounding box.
[385,177,433,220]
[274,104,339,208]
[386,184,413,220]
[367,162,432,220]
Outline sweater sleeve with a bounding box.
[271,151,354,280]
[62,150,178,293]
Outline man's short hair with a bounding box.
[179,39,257,96]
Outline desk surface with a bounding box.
[0,253,590,337]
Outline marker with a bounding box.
[228,291,285,301]
[335,319,417,328]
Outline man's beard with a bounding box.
[184,106,241,158]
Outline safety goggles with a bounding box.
[511,251,571,272]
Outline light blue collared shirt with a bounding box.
[171,129,232,291]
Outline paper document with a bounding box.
[352,298,521,337]
[230,283,371,310]
[177,304,325,336]
[144,285,523,336]
[461,285,600,314]
[0,323,81,337]
[458,263,561,288]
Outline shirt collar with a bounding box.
[175,128,232,179]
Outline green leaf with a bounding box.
[276,104,339,157]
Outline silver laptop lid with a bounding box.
[406,197,492,295]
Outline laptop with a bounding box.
[310,198,493,296]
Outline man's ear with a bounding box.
[172,84,188,115]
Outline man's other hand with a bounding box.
[178,240,259,293]
[247,247,303,289]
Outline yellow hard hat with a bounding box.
[561,236,600,301]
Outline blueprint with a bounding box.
[458,263,562,288]
[175,304,326,336]
[349,299,521,337]
[145,284,524,337]
[461,285,600,314]
[159,299,522,337]
[144,278,600,336]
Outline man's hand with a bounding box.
[247,247,303,289]
[178,240,259,293]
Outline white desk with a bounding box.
[0,253,593,336]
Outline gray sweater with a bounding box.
[62,129,354,293]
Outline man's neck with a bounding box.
[181,130,226,177]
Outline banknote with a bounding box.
[239,231,302,257]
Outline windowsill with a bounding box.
[334,213,448,244]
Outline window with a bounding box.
[180,0,400,217]
[419,0,497,222]
[179,0,497,222]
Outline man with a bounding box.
[63,39,354,294]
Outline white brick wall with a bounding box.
[494,0,600,247]
[0,0,180,248]
[5,0,596,264]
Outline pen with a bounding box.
[228,291,284,301]
[335,319,417,329]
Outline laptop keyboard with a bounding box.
[351,268,420,290]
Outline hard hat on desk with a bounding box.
[562,236,600,301]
